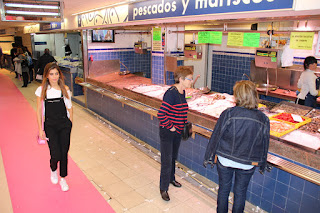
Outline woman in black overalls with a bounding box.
[36,62,73,192]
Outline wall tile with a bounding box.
[290,175,305,192]
[277,169,291,185]
[303,180,320,199]
[275,182,289,197]
[287,187,302,204]
[301,193,320,213]
[285,200,300,213]
[273,193,286,210]
[262,187,274,203]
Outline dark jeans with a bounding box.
[217,160,255,213]
[22,72,28,86]
[159,126,181,191]
[45,118,72,177]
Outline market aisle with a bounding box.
[0,68,219,213]
[0,72,114,213]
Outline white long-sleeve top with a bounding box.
[297,69,319,100]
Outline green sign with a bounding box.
[227,32,244,46]
[271,57,277,62]
[198,31,210,43]
[153,27,161,41]
[198,31,222,44]
[243,33,260,47]
[209,31,222,44]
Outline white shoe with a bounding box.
[50,170,58,184]
[60,178,69,192]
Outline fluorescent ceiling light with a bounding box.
[6,10,60,16]
[5,3,59,9]
[72,0,144,16]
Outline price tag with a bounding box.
[291,114,303,122]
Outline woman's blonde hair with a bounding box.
[40,62,69,100]
[174,66,193,83]
[233,80,258,109]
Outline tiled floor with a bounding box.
[0,68,219,212]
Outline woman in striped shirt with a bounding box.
[157,66,193,201]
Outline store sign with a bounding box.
[24,24,40,34]
[128,0,294,21]
[40,22,61,31]
[78,5,128,27]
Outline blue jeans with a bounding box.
[159,126,181,191]
[217,160,255,213]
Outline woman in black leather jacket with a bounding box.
[204,80,270,213]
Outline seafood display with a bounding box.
[272,113,305,123]
[282,130,320,150]
[299,117,320,133]
[271,103,310,116]
[126,84,320,150]
[270,120,295,134]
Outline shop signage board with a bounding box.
[40,22,61,31]
[153,27,162,51]
[227,32,244,47]
[128,0,294,21]
[198,31,222,44]
[78,5,128,27]
[243,33,260,47]
[290,32,315,50]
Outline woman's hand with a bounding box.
[169,126,176,132]
[39,130,47,140]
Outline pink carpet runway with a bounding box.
[0,73,114,213]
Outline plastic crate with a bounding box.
[269,113,312,137]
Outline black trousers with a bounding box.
[159,126,181,191]
[44,118,72,177]
[22,72,28,86]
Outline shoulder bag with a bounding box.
[175,86,192,141]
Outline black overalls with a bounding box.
[44,93,72,177]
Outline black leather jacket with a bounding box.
[204,106,270,172]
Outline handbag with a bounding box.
[174,86,193,140]
[181,122,192,141]
[37,100,47,145]
[36,74,43,80]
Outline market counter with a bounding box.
[80,74,320,211]
[258,88,320,104]
[86,73,217,130]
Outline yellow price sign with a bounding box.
[227,32,244,46]
[290,32,314,50]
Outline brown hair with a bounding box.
[174,66,193,83]
[16,47,24,55]
[233,80,258,109]
[40,62,69,100]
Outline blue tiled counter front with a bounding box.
[60,66,84,96]
[86,88,320,213]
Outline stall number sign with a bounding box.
[227,32,260,47]
[198,31,222,44]
[290,32,315,50]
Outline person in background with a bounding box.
[0,46,3,68]
[296,56,320,108]
[35,62,73,192]
[13,47,29,87]
[204,80,270,213]
[35,49,56,79]
[22,46,34,82]
[10,43,17,77]
[157,66,193,201]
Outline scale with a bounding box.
[254,48,282,95]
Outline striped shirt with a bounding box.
[157,86,189,134]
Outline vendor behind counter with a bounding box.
[296,56,320,108]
